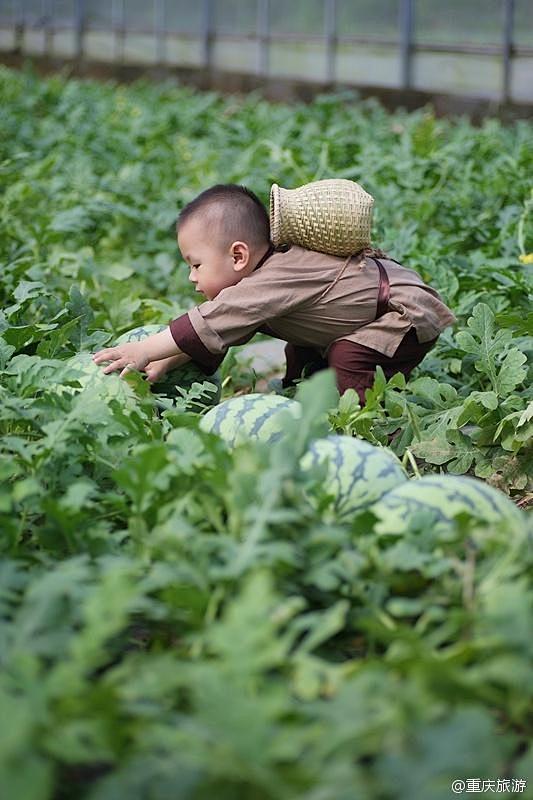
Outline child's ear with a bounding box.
[231,241,250,271]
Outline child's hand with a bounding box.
[144,355,187,383]
[93,328,187,379]
[92,341,151,378]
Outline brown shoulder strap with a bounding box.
[253,243,276,271]
[369,257,391,319]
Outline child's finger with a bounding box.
[102,359,125,375]
[93,348,118,364]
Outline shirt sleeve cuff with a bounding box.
[168,312,225,375]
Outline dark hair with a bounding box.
[177,184,270,248]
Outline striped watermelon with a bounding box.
[116,324,168,343]
[371,475,523,535]
[300,435,407,518]
[199,393,301,447]
[116,324,221,407]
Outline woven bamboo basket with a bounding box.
[269,178,374,257]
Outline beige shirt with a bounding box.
[182,246,456,361]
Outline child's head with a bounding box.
[177,184,270,300]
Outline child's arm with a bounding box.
[92,327,187,378]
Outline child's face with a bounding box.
[178,216,251,301]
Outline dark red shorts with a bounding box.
[282,328,437,404]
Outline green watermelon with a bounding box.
[300,435,407,518]
[199,393,301,446]
[371,475,523,535]
[63,352,135,400]
[116,324,221,408]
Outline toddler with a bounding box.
[93,184,456,403]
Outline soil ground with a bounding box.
[234,338,286,391]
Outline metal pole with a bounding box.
[202,0,214,71]
[15,0,26,54]
[43,0,53,57]
[75,0,85,61]
[257,0,270,76]
[502,0,515,103]
[324,0,337,84]
[399,0,414,89]
[112,0,125,63]
[155,0,166,65]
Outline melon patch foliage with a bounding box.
[0,68,532,800]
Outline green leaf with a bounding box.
[13,280,46,304]
[2,324,58,350]
[107,262,134,281]
[293,600,349,655]
[411,429,479,473]
[12,478,42,503]
[493,401,533,452]
[377,708,515,798]
[409,376,458,407]
[166,428,212,475]
[114,444,172,514]
[59,480,98,512]
[0,337,15,368]
[271,370,339,463]
[455,391,498,427]
[50,205,92,233]
[497,347,527,395]
[456,303,527,396]
[65,285,95,348]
